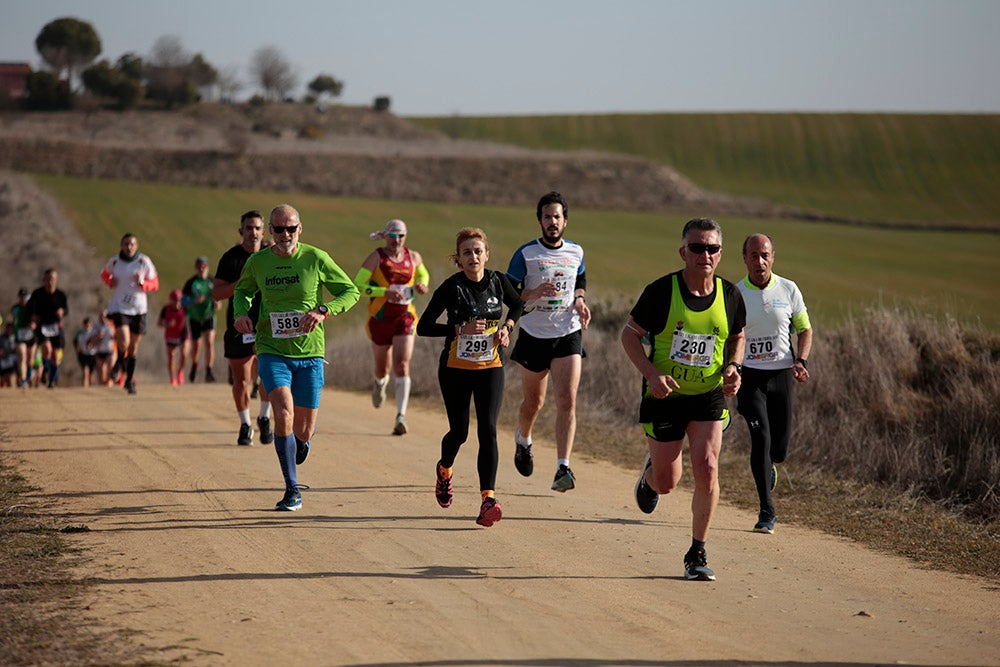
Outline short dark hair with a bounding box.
[240,210,263,225]
[536,191,569,221]
[681,217,722,245]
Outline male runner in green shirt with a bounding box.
[234,204,360,511]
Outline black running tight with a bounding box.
[437,364,504,491]
[737,366,794,515]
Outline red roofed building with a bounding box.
[0,62,33,99]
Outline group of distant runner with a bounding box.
[1,191,812,582]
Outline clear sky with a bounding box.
[2,0,998,116]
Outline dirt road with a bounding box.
[2,384,997,666]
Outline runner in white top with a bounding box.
[506,191,591,492]
[736,233,812,535]
[100,232,160,394]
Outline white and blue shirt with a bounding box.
[507,239,585,339]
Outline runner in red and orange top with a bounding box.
[158,289,189,386]
[354,219,430,436]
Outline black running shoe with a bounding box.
[188,364,197,383]
[237,423,253,446]
[205,368,216,383]
[295,438,310,465]
[514,429,533,477]
[634,453,658,513]
[435,461,453,508]
[257,416,273,444]
[684,547,716,581]
[125,380,137,395]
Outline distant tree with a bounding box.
[250,46,298,101]
[145,35,213,108]
[373,96,391,112]
[115,52,144,81]
[24,71,71,110]
[81,59,144,110]
[308,74,343,100]
[34,17,102,90]
[216,65,244,103]
[149,34,188,68]
[188,53,218,100]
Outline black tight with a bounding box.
[737,367,794,515]
[437,364,504,491]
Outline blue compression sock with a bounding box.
[274,433,298,490]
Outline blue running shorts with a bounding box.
[258,354,325,409]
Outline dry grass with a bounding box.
[328,298,1000,582]
[0,453,141,666]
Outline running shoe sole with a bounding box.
[275,492,302,511]
[476,499,502,527]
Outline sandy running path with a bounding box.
[1,384,997,666]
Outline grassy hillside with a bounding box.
[34,175,1000,330]
[411,113,1000,228]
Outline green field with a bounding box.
[411,113,1000,228]
[34,175,1000,330]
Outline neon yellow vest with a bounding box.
[649,275,729,396]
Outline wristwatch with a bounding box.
[795,357,808,368]
[317,304,329,318]
[725,361,742,375]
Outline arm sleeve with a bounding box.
[574,269,587,292]
[353,267,386,297]
[414,262,430,286]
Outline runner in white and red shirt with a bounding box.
[100,232,159,394]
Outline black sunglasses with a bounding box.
[271,224,300,234]
[687,243,721,255]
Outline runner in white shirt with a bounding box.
[100,232,160,394]
[506,191,591,492]
[736,233,813,535]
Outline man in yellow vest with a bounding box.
[621,217,746,581]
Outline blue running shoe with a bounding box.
[275,487,302,511]
[551,464,576,492]
[753,511,776,534]
[295,438,310,465]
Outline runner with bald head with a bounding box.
[736,233,813,535]
[234,204,360,511]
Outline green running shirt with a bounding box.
[233,243,360,358]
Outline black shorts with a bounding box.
[37,330,65,350]
[223,326,256,360]
[510,329,585,373]
[110,312,147,335]
[640,386,727,442]
[189,317,215,340]
[77,353,96,371]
